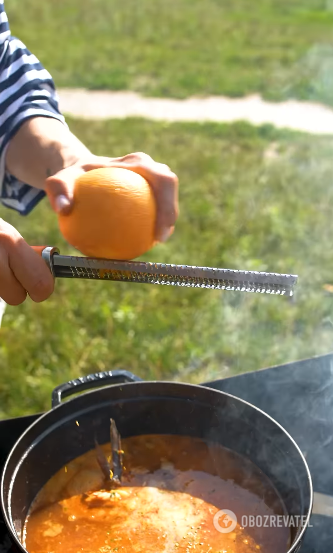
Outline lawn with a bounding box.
[6,0,333,104]
[1,118,333,418]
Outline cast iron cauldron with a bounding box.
[1,370,312,553]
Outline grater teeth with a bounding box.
[55,263,296,296]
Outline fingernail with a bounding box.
[55,195,71,213]
[159,228,172,243]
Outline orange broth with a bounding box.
[24,435,290,553]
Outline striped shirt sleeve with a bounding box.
[0,0,66,215]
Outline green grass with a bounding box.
[1,118,333,418]
[6,0,333,104]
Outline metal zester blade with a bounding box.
[40,247,297,296]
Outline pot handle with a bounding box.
[51,370,143,408]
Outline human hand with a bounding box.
[45,152,179,243]
[0,219,54,305]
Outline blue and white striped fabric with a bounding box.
[0,0,66,214]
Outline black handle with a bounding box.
[51,370,143,408]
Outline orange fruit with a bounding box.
[58,167,156,260]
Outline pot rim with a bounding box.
[1,379,313,553]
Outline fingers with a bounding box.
[45,156,116,215]
[10,239,55,302]
[45,164,85,215]
[0,220,54,305]
[45,151,179,241]
[0,244,27,305]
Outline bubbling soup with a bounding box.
[23,435,290,553]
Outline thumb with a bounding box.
[45,165,84,215]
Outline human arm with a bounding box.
[2,119,178,305]
[0,2,178,306]
[5,117,179,241]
